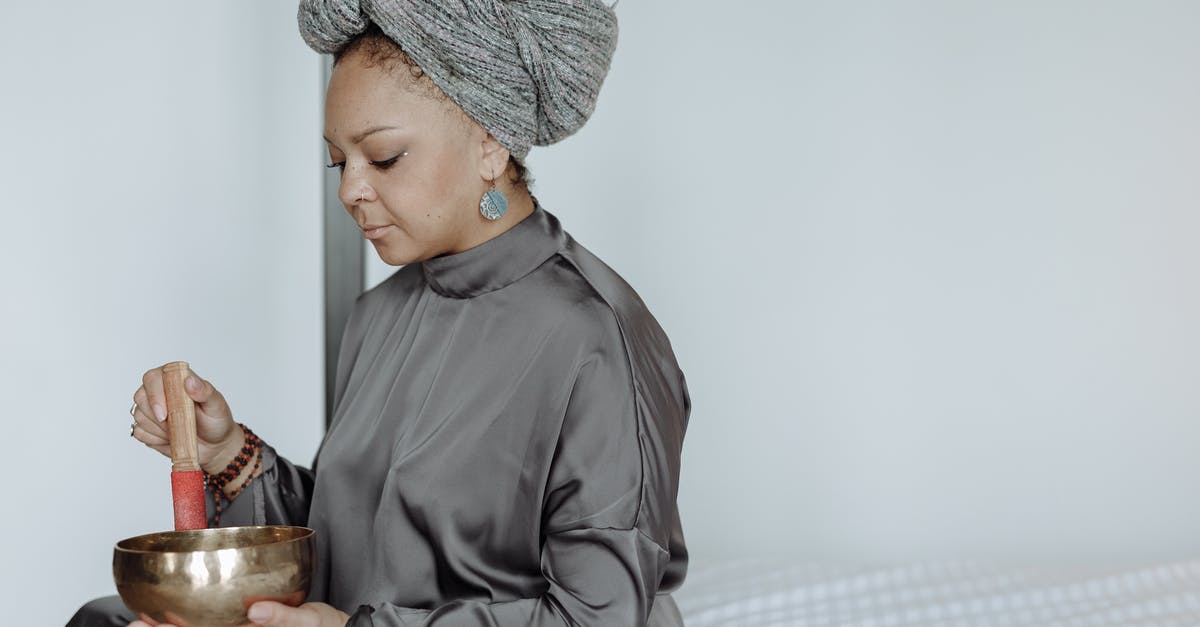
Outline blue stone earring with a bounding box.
[479,177,507,221]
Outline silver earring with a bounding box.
[479,177,507,221]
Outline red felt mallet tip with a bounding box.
[162,361,208,531]
[170,470,206,530]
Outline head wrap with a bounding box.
[297,0,619,161]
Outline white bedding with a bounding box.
[674,558,1200,626]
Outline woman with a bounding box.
[69,1,689,625]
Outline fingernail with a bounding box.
[154,404,166,422]
[186,375,199,391]
[247,603,270,622]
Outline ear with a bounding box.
[477,133,511,183]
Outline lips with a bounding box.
[361,224,394,240]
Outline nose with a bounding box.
[336,164,371,207]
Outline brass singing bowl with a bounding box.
[113,525,315,627]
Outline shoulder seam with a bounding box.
[551,251,650,534]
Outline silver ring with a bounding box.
[130,402,137,417]
[130,422,136,436]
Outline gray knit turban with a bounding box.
[297,0,619,161]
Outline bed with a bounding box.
[674,558,1200,626]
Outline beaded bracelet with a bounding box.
[203,423,264,526]
[223,447,262,506]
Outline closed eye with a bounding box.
[325,151,407,173]
[372,151,408,170]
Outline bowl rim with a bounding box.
[113,525,315,556]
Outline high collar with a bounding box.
[421,196,567,299]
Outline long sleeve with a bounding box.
[344,328,687,627]
[207,444,316,528]
[346,528,667,626]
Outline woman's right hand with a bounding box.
[130,363,243,475]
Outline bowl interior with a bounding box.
[115,525,313,554]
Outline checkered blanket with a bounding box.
[674,558,1200,626]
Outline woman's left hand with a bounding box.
[245,601,350,626]
[128,601,349,627]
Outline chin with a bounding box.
[370,241,414,266]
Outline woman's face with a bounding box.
[323,48,500,265]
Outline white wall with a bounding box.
[370,0,1200,566]
[0,3,325,623]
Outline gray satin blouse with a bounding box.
[219,198,691,626]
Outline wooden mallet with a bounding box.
[161,361,206,530]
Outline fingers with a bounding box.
[131,366,182,458]
[136,362,228,424]
[130,418,168,447]
[183,370,238,456]
[130,427,172,457]
[185,372,214,403]
[247,601,315,627]
[131,385,172,457]
[131,613,171,626]
[132,363,238,466]
[138,362,216,421]
[131,389,168,439]
[245,601,347,626]
[130,419,171,457]
[141,368,168,422]
[184,370,232,422]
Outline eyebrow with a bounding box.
[323,125,404,146]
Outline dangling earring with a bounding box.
[479,174,508,221]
